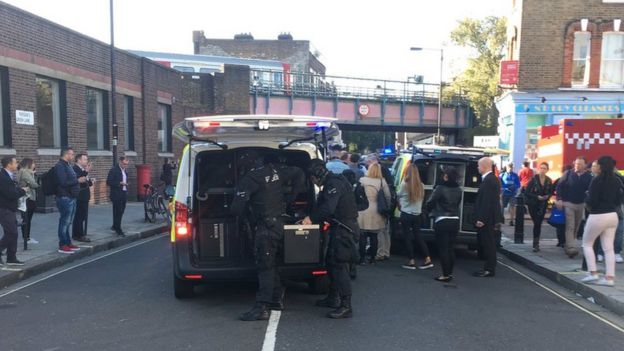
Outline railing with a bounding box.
[249,69,470,107]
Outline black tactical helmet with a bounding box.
[238,150,263,174]
[308,159,329,183]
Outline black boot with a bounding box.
[532,239,540,252]
[327,295,353,319]
[239,303,270,321]
[315,290,341,308]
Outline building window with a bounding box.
[36,77,62,148]
[600,32,624,87]
[123,96,134,151]
[158,103,172,152]
[572,32,591,87]
[86,88,108,150]
[0,66,9,147]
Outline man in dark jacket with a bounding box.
[55,147,85,254]
[303,159,360,319]
[0,156,27,265]
[72,153,93,242]
[473,157,502,277]
[230,151,305,321]
[107,157,130,237]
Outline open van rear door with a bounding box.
[173,115,339,146]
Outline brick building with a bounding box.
[496,0,624,167]
[0,2,249,208]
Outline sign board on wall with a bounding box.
[500,60,519,85]
[473,135,499,148]
[358,104,370,117]
[16,110,34,125]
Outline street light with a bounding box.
[410,47,443,144]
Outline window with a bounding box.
[158,103,172,152]
[0,66,9,147]
[600,32,624,87]
[86,88,108,150]
[123,96,134,151]
[572,32,591,86]
[36,77,62,148]
[172,65,194,73]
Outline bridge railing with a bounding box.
[249,69,469,106]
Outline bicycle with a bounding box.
[143,183,172,224]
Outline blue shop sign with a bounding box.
[515,103,622,114]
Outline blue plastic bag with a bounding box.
[547,207,565,226]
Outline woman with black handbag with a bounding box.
[357,163,391,264]
[524,162,554,252]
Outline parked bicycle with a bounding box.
[144,183,174,224]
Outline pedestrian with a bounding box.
[107,156,130,237]
[594,166,624,264]
[303,159,360,319]
[54,148,84,254]
[555,156,592,258]
[474,157,502,278]
[398,163,433,270]
[518,161,534,190]
[357,163,391,265]
[160,157,176,186]
[366,154,396,261]
[16,158,39,245]
[580,156,624,287]
[231,151,305,321]
[425,166,462,282]
[72,153,93,242]
[500,162,520,226]
[347,153,365,181]
[524,162,553,252]
[0,156,28,265]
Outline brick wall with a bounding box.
[0,2,218,206]
[518,0,624,90]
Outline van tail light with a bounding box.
[175,201,191,238]
[312,270,327,276]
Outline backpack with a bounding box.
[377,178,391,216]
[41,166,58,196]
[342,169,369,211]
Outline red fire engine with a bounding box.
[537,118,624,179]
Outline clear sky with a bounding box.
[3,0,508,83]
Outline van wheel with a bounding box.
[174,276,195,299]
[308,275,330,295]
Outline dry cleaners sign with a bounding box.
[16,110,34,125]
[516,103,622,114]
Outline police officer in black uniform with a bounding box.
[231,150,305,321]
[303,159,360,319]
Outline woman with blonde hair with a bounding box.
[399,163,433,270]
[357,163,391,264]
[16,158,39,244]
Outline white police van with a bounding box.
[170,115,339,298]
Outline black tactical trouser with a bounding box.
[327,220,359,297]
[254,220,284,304]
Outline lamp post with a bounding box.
[110,0,118,166]
[410,47,443,144]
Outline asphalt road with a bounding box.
[1,235,623,351]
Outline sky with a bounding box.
[3,0,509,84]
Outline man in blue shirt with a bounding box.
[326,151,349,175]
[500,163,521,226]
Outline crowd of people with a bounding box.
[499,155,624,287]
[0,148,134,265]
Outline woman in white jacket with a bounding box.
[357,163,391,264]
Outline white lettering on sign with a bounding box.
[16,110,34,125]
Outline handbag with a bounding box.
[376,178,390,217]
[547,207,565,227]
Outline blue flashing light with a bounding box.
[383,148,393,154]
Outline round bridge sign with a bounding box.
[358,104,370,116]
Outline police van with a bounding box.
[170,115,339,298]
[390,145,497,248]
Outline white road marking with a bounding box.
[0,234,167,299]
[499,260,624,334]
[261,310,282,351]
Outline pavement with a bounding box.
[0,202,169,289]
[499,217,624,317]
[1,235,623,350]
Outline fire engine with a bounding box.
[536,118,624,179]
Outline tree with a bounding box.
[450,16,507,143]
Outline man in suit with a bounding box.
[473,157,502,277]
[0,156,27,265]
[72,153,93,242]
[107,157,130,237]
